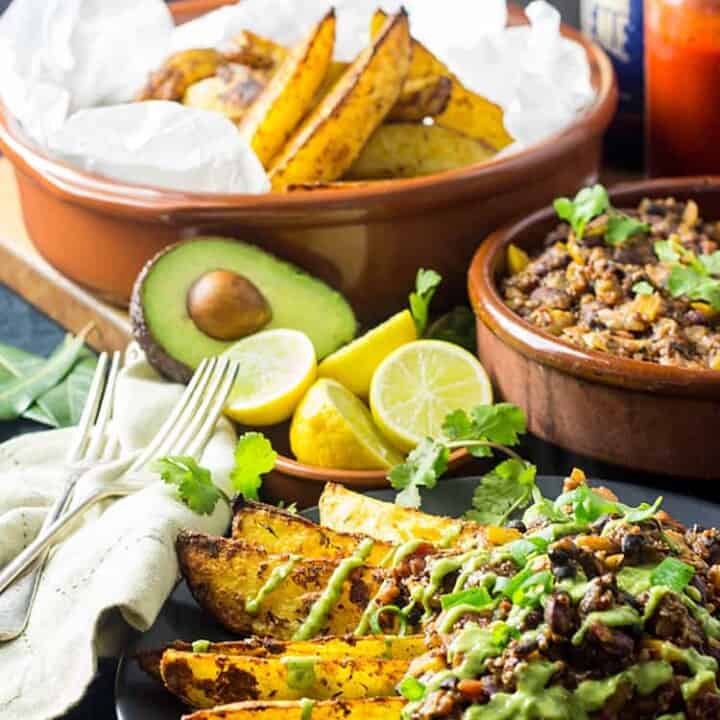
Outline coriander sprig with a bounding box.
[654,240,720,309]
[409,268,442,335]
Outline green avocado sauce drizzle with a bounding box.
[282,656,319,692]
[245,555,300,615]
[294,539,374,641]
[299,697,315,720]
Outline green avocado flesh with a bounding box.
[136,238,357,372]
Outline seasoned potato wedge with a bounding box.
[139,635,425,681]
[319,483,520,547]
[137,48,227,101]
[223,30,288,70]
[162,649,408,707]
[239,10,336,168]
[183,697,406,720]
[183,65,267,123]
[177,532,383,638]
[232,500,393,564]
[371,10,513,150]
[347,123,495,179]
[269,11,411,190]
[387,75,453,122]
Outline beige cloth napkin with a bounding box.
[0,346,237,720]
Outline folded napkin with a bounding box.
[0,345,237,720]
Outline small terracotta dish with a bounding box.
[469,177,720,479]
[0,0,616,326]
[249,421,469,508]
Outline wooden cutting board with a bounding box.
[0,159,132,352]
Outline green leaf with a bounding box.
[426,306,477,352]
[605,213,649,246]
[651,557,695,593]
[553,184,609,240]
[440,586,493,611]
[152,456,227,515]
[507,536,549,567]
[465,459,537,525]
[389,438,449,509]
[554,484,619,524]
[514,570,554,607]
[398,677,426,701]
[632,281,655,296]
[409,268,442,335]
[668,265,705,297]
[654,240,681,263]
[0,331,88,421]
[442,404,526,450]
[230,432,277,501]
[522,496,569,526]
[624,495,663,524]
[700,252,720,276]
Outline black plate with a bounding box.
[115,475,719,720]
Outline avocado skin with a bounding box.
[131,244,195,383]
[130,238,357,384]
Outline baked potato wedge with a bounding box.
[162,649,409,707]
[232,500,393,564]
[318,483,520,547]
[137,48,227,101]
[347,123,495,179]
[239,10,336,168]
[177,532,383,638]
[183,698,406,720]
[371,10,513,151]
[183,65,267,123]
[387,75,452,122]
[269,10,411,190]
[139,635,425,682]
[223,30,288,70]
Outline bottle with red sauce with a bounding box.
[645,0,720,176]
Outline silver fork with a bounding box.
[0,356,238,603]
[0,350,124,641]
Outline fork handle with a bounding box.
[0,481,113,596]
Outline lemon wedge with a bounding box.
[290,378,404,470]
[223,329,317,426]
[317,309,417,398]
[369,339,493,452]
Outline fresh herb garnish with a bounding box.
[507,536,549,567]
[398,676,426,701]
[230,431,277,501]
[440,586,493,611]
[632,281,655,296]
[390,403,528,509]
[654,239,682,263]
[554,184,609,241]
[466,460,537,525]
[651,557,695,593]
[653,239,720,309]
[409,268,442,335]
[152,456,230,515]
[605,213,650,246]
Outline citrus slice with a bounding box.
[290,378,404,470]
[318,309,417,398]
[223,329,317,425]
[369,340,493,452]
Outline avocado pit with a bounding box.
[187,269,272,341]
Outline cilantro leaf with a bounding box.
[389,438,449,508]
[553,184,609,241]
[409,269,442,335]
[152,456,227,515]
[605,213,649,246]
[651,557,694,593]
[465,459,537,525]
[667,266,720,309]
[654,239,682,263]
[442,404,526,458]
[230,432,277,501]
[700,251,720,276]
[632,280,655,296]
[554,483,619,524]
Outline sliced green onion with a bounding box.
[370,605,409,636]
[513,570,554,607]
[191,639,211,653]
[398,676,426,701]
[651,557,695,593]
[440,586,493,611]
[624,496,663,524]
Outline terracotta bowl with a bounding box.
[0,0,616,326]
[469,177,720,479]
[244,421,470,508]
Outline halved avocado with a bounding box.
[131,238,357,383]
